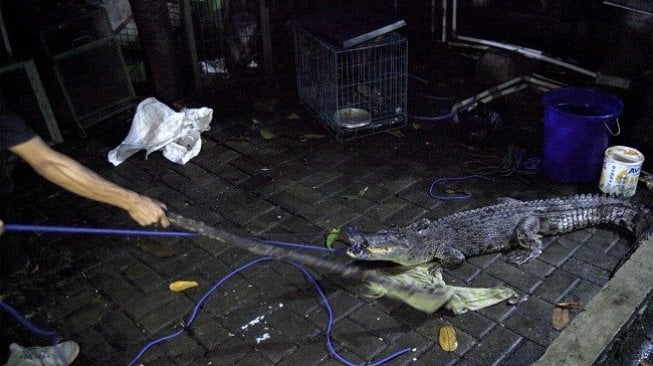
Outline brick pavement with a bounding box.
[1,99,652,365]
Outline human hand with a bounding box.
[0,219,4,236]
[126,196,170,227]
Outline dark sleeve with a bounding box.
[0,95,37,150]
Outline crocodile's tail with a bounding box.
[602,202,653,242]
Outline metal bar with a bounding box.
[441,0,447,42]
[181,0,200,92]
[167,212,441,298]
[456,35,597,78]
[603,1,653,15]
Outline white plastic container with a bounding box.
[599,145,645,197]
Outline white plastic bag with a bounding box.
[108,97,213,166]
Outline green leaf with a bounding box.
[260,129,275,139]
[325,228,341,249]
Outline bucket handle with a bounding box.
[606,118,620,136]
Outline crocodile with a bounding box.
[345,194,653,268]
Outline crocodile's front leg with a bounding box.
[432,244,466,268]
[505,215,543,265]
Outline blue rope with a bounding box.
[429,174,484,200]
[4,224,198,237]
[128,257,412,366]
[0,301,59,338]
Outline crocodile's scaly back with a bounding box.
[346,194,652,267]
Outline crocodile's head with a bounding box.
[344,225,419,266]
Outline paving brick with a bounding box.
[573,246,623,273]
[382,204,429,227]
[248,174,295,198]
[312,206,362,229]
[533,269,580,303]
[440,310,496,339]
[228,155,274,177]
[348,305,405,343]
[330,317,388,362]
[247,207,294,235]
[447,261,482,284]
[97,308,147,355]
[121,284,175,319]
[196,277,263,319]
[467,253,501,269]
[339,194,380,213]
[364,197,409,222]
[396,185,444,210]
[138,296,197,335]
[477,299,518,323]
[161,333,206,361]
[235,351,277,365]
[46,285,103,321]
[518,258,556,279]
[277,338,330,365]
[562,257,611,286]
[201,333,250,364]
[93,273,141,306]
[216,162,252,184]
[62,294,114,331]
[563,278,602,305]
[263,304,323,342]
[606,236,632,259]
[405,345,459,365]
[75,327,128,365]
[268,191,314,213]
[500,338,546,366]
[186,311,232,350]
[538,238,579,266]
[300,169,345,190]
[304,289,365,328]
[462,325,522,365]
[283,182,327,202]
[486,260,542,293]
[503,310,558,347]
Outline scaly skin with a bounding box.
[345,194,652,268]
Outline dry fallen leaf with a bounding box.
[169,281,199,292]
[556,301,583,309]
[552,307,570,330]
[439,325,458,352]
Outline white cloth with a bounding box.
[108,97,213,166]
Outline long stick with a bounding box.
[167,212,439,297]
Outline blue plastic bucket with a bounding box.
[542,87,623,183]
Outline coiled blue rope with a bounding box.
[1,225,413,365]
[0,301,59,338]
[128,257,412,366]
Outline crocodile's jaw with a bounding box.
[344,226,416,265]
[346,244,411,262]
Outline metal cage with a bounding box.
[294,28,408,141]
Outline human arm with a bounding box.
[9,136,169,227]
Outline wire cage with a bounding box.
[294,28,408,141]
[189,0,272,82]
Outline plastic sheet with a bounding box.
[108,97,213,166]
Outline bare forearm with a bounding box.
[33,154,141,210]
[10,137,169,227]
